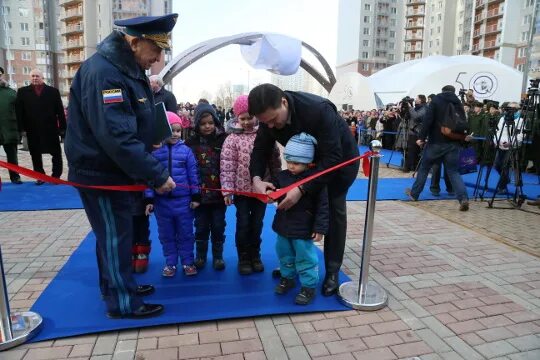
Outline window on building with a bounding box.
[363,27,370,35]
[390,30,395,38]
[19,8,29,17]
[363,40,369,46]
[439,1,443,8]
[21,52,31,60]
[429,40,433,47]
[458,37,462,45]
[431,16,434,22]
[438,13,442,20]
[362,63,369,71]
[6,51,14,60]
[8,37,13,45]
[389,54,395,60]
[436,39,440,46]
[522,31,530,41]
[518,48,527,57]
[391,7,396,14]
[22,66,31,75]
[523,15,532,25]
[390,19,396,26]
[0,6,10,15]
[39,22,44,30]
[21,37,30,45]
[430,28,433,35]
[526,0,534,6]
[364,4,371,11]
[20,22,29,31]
[459,24,463,31]
[437,26,441,33]
[364,16,370,23]
[517,64,524,72]
[362,52,369,59]
[389,42,395,49]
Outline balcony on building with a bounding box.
[405,20,424,29]
[486,7,503,19]
[474,10,486,23]
[62,23,84,35]
[406,8,425,17]
[483,38,501,50]
[63,37,84,50]
[406,0,426,5]
[484,22,501,35]
[61,7,83,21]
[63,53,84,65]
[59,0,82,7]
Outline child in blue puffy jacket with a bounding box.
[145,112,201,277]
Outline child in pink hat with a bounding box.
[220,95,281,275]
[144,111,201,277]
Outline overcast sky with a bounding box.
[170,0,338,102]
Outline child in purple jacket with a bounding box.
[145,112,201,277]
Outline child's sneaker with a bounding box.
[274,277,296,295]
[183,264,198,276]
[295,287,316,305]
[162,265,176,277]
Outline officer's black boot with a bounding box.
[322,261,341,296]
[250,242,264,273]
[212,241,225,270]
[237,245,253,275]
[194,240,208,269]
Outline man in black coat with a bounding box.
[149,75,177,112]
[16,69,66,184]
[248,84,359,297]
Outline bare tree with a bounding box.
[214,81,234,110]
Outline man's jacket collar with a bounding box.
[97,31,145,80]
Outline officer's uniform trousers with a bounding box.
[78,188,144,314]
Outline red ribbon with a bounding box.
[0,151,372,203]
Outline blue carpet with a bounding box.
[29,206,350,342]
[0,182,82,211]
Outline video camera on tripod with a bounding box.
[399,96,414,119]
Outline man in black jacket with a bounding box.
[406,85,471,211]
[248,84,359,296]
[149,75,177,112]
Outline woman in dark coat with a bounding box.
[16,69,66,182]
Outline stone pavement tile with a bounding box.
[158,333,199,348]
[177,343,221,359]
[336,324,375,339]
[507,335,540,351]
[325,338,367,354]
[178,321,217,334]
[199,329,239,344]
[371,319,410,334]
[507,321,540,336]
[305,343,329,357]
[1,349,27,360]
[275,323,302,347]
[293,321,315,334]
[460,332,486,347]
[447,319,486,334]
[478,315,516,328]
[450,308,487,322]
[311,352,356,360]
[200,354,244,360]
[299,329,340,345]
[475,340,519,358]
[509,349,540,360]
[136,337,157,351]
[244,351,267,360]
[285,345,311,360]
[445,336,484,360]
[311,317,350,331]
[363,333,403,348]
[23,346,72,360]
[415,328,452,353]
[113,339,136,360]
[217,318,256,330]
[260,335,287,359]
[92,334,118,356]
[390,341,433,358]
[135,348,177,360]
[345,312,384,326]
[138,325,178,338]
[221,339,263,355]
[353,347,397,360]
[476,327,517,342]
[69,343,94,358]
[238,327,259,340]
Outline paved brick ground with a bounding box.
[1,147,539,359]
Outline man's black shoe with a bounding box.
[107,303,163,319]
[322,272,339,296]
[213,258,225,271]
[11,178,23,185]
[35,180,45,185]
[136,285,155,297]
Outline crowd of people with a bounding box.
[2,13,539,320]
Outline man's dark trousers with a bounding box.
[411,142,467,201]
[78,188,144,314]
[30,142,63,177]
[1,143,21,181]
[324,162,359,274]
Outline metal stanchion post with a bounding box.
[0,246,42,351]
[338,140,388,311]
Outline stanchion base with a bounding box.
[0,311,43,351]
[338,281,388,311]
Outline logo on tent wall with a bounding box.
[469,72,498,99]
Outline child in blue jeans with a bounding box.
[269,133,329,305]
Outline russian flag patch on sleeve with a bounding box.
[102,89,123,104]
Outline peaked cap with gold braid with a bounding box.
[114,13,178,50]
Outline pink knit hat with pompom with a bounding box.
[166,111,182,125]
[233,95,249,117]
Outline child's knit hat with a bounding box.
[233,95,249,117]
[284,132,317,164]
[166,111,182,125]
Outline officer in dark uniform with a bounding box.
[64,14,178,319]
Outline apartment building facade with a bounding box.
[58,0,172,101]
[336,0,405,76]
[0,0,61,88]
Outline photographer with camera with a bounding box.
[380,106,400,150]
[402,95,427,171]
[492,102,524,194]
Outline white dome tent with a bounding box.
[368,55,522,106]
[328,72,378,110]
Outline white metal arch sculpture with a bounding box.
[160,32,336,92]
